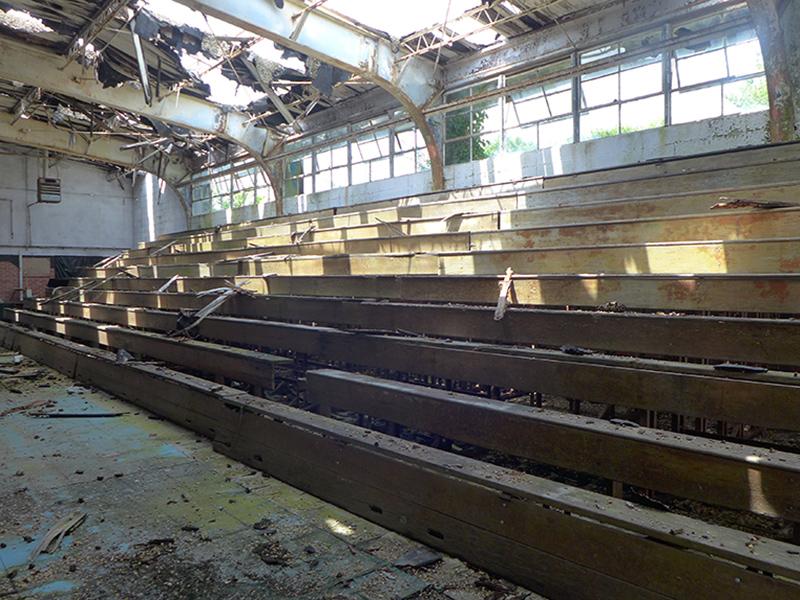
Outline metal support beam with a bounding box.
[11,87,42,125]
[0,112,190,185]
[64,0,130,66]
[747,0,798,141]
[0,37,275,160]
[173,0,446,191]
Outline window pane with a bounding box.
[212,195,230,211]
[509,84,545,103]
[546,86,573,117]
[315,148,332,170]
[582,44,619,65]
[370,158,391,181]
[315,169,332,192]
[581,72,619,108]
[445,139,471,165]
[394,151,416,176]
[472,99,502,134]
[581,105,619,140]
[445,108,471,140]
[723,76,768,115]
[352,162,369,185]
[331,166,349,188]
[192,199,211,216]
[621,95,665,132]
[504,126,538,153]
[727,37,764,77]
[620,62,662,100]
[445,87,472,103]
[539,117,573,147]
[672,85,722,124]
[191,184,211,201]
[210,176,231,197]
[472,132,500,161]
[256,188,273,204]
[285,178,303,197]
[232,189,255,208]
[395,128,416,151]
[673,48,728,88]
[416,147,431,171]
[331,144,348,167]
[232,168,256,191]
[511,95,550,125]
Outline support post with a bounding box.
[747,0,798,141]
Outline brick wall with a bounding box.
[0,256,55,302]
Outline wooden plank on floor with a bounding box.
[21,301,800,430]
[2,321,799,600]
[307,369,800,520]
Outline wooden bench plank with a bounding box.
[65,273,800,314]
[307,369,800,520]
[59,290,800,367]
[4,308,289,389]
[20,301,800,430]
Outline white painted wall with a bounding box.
[0,149,189,256]
[192,111,771,229]
[132,174,189,245]
[0,152,134,256]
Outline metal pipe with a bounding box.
[18,250,23,302]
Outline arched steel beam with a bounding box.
[172,0,446,193]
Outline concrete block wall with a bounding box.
[192,111,771,229]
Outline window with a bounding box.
[351,129,391,184]
[190,183,211,216]
[393,124,430,175]
[188,158,275,216]
[579,30,665,140]
[670,9,767,124]
[444,81,501,165]
[231,164,257,208]
[504,59,573,152]
[314,142,348,192]
[285,151,312,197]
[270,2,768,203]
[209,168,232,212]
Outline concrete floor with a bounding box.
[0,355,536,599]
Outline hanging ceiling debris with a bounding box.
[0,0,607,175]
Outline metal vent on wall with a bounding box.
[37,177,62,203]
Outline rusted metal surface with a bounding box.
[748,0,797,142]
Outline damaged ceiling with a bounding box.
[0,0,609,179]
